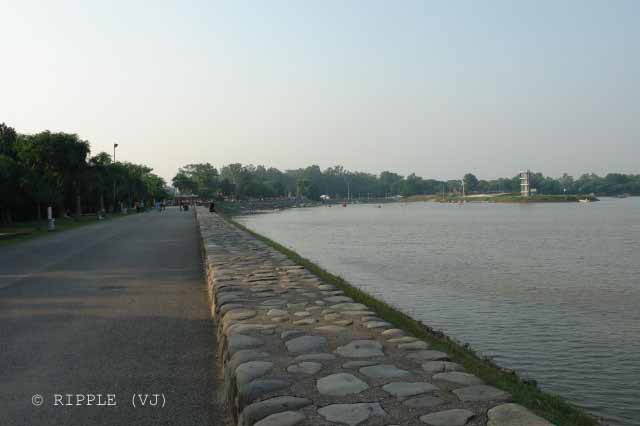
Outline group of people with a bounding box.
[151,200,215,212]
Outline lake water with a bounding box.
[237,198,640,426]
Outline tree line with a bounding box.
[173,163,640,201]
[0,123,169,224]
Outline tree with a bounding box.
[401,173,423,196]
[295,178,309,199]
[463,173,479,193]
[219,178,235,197]
[558,173,575,194]
[379,171,404,196]
[220,163,254,198]
[144,173,169,202]
[1,123,173,220]
[477,180,490,193]
[305,182,321,200]
[15,135,54,221]
[175,163,219,198]
[575,173,606,194]
[0,123,19,223]
[15,131,89,218]
[605,173,631,194]
[87,152,112,212]
[172,171,197,194]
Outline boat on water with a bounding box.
[579,193,599,203]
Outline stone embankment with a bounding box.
[197,208,555,426]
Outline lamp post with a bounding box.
[343,177,350,203]
[113,143,119,212]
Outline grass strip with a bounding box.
[0,212,137,247]
[214,208,599,426]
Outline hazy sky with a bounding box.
[1,1,638,182]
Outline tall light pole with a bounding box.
[113,143,119,212]
[343,177,350,203]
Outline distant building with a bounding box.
[520,170,531,196]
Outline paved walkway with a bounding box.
[0,208,223,426]
[197,208,555,426]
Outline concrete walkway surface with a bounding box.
[0,208,225,426]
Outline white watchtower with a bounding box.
[520,170,531,197]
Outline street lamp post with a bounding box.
[113,143,119,212]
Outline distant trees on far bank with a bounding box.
[172,162,640,201]
[0,123,169,224]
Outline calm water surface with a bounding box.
[238,198,640,426]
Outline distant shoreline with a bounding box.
[216,193,609,216]
[404,194,600,203]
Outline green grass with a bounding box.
[215,210,599,426]
[214,201,242,216]
[402,194,442,202]
[0,212,137,246]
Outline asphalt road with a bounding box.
[0,208,223,426]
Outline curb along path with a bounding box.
[197,208,555,426]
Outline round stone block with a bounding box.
[398,341,430,350]
[487,403,554,426]
[254,411,305,426]
[335,340,384,358]
[433,372,483,386]
[287,361,323,375]
[239,396,312,426]
[419,409,475,426]
[382,382,438,398]
[285,336,327,353]
[406,350,449,361]
[452,385,510,402]
[359,364,412,379]
[317,373,369,396]
[318,402,386,426]
[422,361,464,374]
